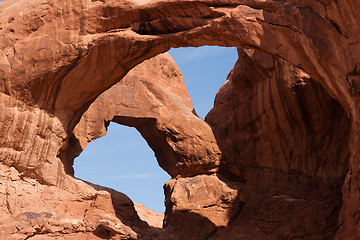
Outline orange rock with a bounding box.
[163,174,242,239]
[0,0,360,239]
[64,53,221,178]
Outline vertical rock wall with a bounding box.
[206,49,351,239]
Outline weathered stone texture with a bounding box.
[0,0,360,239]
[64,53,221,178]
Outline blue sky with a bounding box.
[74,46,238,213]
[169,47,238,119]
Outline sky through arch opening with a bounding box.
[169,46,238,119]
[74,123,170,214]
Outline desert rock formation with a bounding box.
[206,49,351,239]
[64,53,221,178]
[0,0,360,239]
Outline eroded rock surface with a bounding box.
[64,53,221,178]
[0,0,360,239]
[163,174,242,240]
[205,49,351,239]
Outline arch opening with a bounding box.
[69,46,239,232]
[74,122,170,214]
[168,46,238,119]
[68,47,238,223]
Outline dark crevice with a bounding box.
[328,19,343,35]
[314,0,327,8]
[257,18,300,34]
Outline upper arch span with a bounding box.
[0,0,355,129]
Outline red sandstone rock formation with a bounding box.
[64,53,221,178]
[0,0,360,239]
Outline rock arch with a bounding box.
[63,53,221,178]
[0,0,360,239]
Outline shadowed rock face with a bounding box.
[208,49,352,179]
[206,49,351,239]
[0,0,360,239]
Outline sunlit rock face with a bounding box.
[63,53,221,179]
[0,0,360,239]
